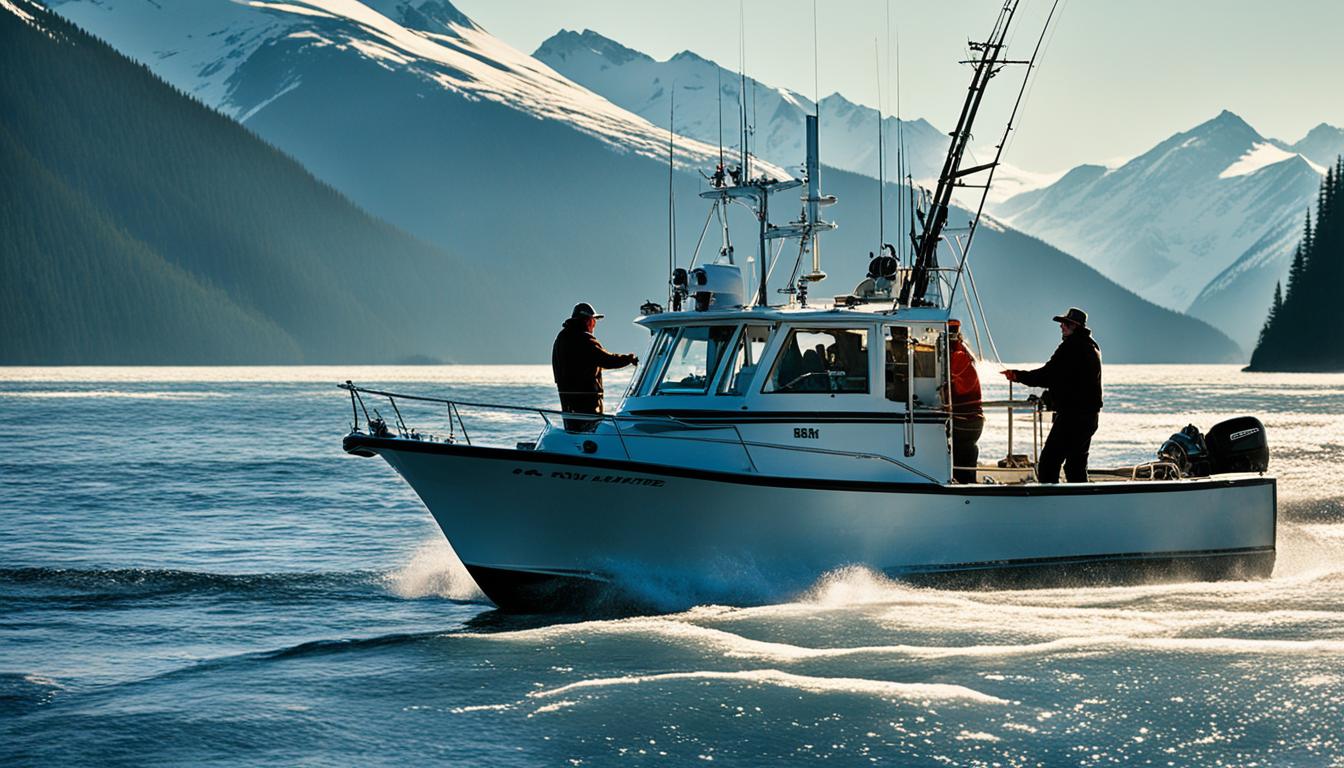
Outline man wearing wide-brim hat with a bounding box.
[1001,307,1103,483]
[552,302,639,432]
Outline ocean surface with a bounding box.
[2,364,1342,766]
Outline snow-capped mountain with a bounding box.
[533,27,1060,205]
[38,0,1242,362]
[1275,122,1344,169]
[993,110,1325,347]
[534,29,948,183]
[47,0,774,176]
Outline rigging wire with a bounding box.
[946,0,1062,315]
[688,204,717,269]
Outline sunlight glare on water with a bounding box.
[1,364,1342,765]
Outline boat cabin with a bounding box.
[535,305,970,484]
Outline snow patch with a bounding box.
[236,78,302,122]
[345,36,413,65]
[1,0,35,23]
[1219,142,1308,179]
[242,1,338,19]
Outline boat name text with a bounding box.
[794,427,820,439]
[512,468,665,487]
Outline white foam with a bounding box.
[448,703,512,713]
[382,537,484,601]
[529,699,578,715]
[527,669,1009,705]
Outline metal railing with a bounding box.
[339,381,942,482]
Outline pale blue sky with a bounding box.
[457,0,1343,172]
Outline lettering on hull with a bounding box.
[512,467,666,488]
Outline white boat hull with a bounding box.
[346,435,1276,611]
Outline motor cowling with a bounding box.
[1205,416,1269,474]
[1157,417,1269,477]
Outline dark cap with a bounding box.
[571,302,604,320]
[1052,307,1088,327]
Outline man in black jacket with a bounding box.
[552,302,638,432]
[1001,307,1102,483]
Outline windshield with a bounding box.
[653,326,736,395]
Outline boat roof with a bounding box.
[634,304,952,328]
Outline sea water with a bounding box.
[1,365,1341,766]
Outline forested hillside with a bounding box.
[1248,158,1344,371]
[0,1,493,364]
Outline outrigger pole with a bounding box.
[899,0,1023,308]
[946,0,1063,313]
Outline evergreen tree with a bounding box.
[1249,155,1344,370]
[1,2,499,363]
[1256,281,1282,351]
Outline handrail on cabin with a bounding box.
[338,381,947,482]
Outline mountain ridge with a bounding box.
[31,0,1242,363]
[1,0,500,364]
[993,108,1326,351]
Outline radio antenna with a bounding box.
[716,67,724,169]
[668,86,677,304]
[875,39,886,254]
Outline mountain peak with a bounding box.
[669,48,711,65]
[1199,109,1258,136]
[534,28,650,66]
[1301,121,1342,138]
[1290,121,1344,167]
[364,0,476,33]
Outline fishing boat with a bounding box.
[340,2,1275,611]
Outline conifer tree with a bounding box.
[1256,281,1282,351]
[1250,156,1344,370]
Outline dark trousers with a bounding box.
[1037,411,1099,483]
[559,392,603,432]
[951,416,985,484]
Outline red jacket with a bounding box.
[949,340,983,419]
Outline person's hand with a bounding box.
[1001,369,1017,382]
[628,355,640,366]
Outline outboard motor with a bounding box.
[1205,416,1269,474]
[1158,417,1269,477]
[1159,424,1212,477]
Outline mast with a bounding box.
[875,40,885,254]
[667,88,676,307]
[899,0,1021,307]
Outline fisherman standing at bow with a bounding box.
[1001,307,1103,483]
[552,302,638,432]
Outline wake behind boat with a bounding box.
[339,2,1275,612]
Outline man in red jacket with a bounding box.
[946,320,984,483]
[551,302,638,432]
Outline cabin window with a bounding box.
[763,328,870,394]
[635,329,676,396]
[719,325,772,395]
[885,325,943,407]
[653,325,737,395]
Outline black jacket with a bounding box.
[1012,328,1102,414]
[551,318,634,397]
